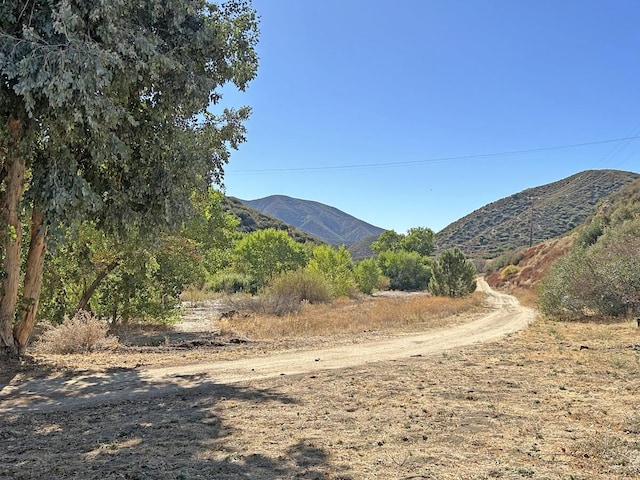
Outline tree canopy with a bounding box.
[0,0,259,354]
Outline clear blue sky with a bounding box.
[218,0,640,233]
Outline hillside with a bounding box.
[435,169,639,258]
[238,195,385,246]
[222,196,321,244]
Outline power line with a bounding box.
[229,135,640,175]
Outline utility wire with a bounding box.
[229,135,640,175]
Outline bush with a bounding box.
[206,272,260,294]
[33,311,118,354]
[539,219,640,319]
[267,268,332,304]
[485,249,525,274]
[499,264,520,279]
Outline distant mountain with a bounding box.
[435,169,640,258]
[238,195,385,246]
[222,196,321,244]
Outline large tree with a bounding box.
[0,0,258,355]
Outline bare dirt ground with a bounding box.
[2,280,640,479]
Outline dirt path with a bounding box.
[0,279,534,415]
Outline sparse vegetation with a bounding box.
[539,180,640,320]
[33,311,118,354]
[216,291,484,339]
[436,170,639,257]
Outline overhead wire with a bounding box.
[229,135,640,175]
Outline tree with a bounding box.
[371,227,435,257]
[0,1,258,355]
[307,244,356,297]
[429,248,476,298]
[233,229,308,287]
[354,258,381,295]
[401,227,436,257]
[371,230,403,254]
[377,250,433,291]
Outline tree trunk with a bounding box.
[75,261,119,314]
[13,208,47,354]
[0,152,25,353]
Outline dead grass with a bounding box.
[218,292,485,339]
[4,311,640,479]
[33,311,119,354]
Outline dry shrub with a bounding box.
[221,291,484,339]
[34,311,118,354]
[267,269,332,304]
[225,291,302,317]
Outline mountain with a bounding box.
[237,195,385,246]
[435,169,640,258]
[486,177,640,293]
[222,196,322,244]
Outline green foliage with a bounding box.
[402,227,436,257]
[354,258,382,295]
[307,245,356,297]
[39,197,230,324]
[206,272,259,294]
[1,0,259,235]
[575,217,606,247]
[429,248,477,298]
[371,230,403,254]
[233,228,308,287]
[377,250,433,291]
[485,249,525,274]
[0,0,259,348]
[266,268,332,304]
[371,227,435,257]
[539,219,640,319]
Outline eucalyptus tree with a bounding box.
[0,0,258,355]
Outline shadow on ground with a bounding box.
[2,375,352,479]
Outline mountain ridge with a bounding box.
[238,194,385,245]
[435,169,640,257]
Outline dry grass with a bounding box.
[5,311,640,479]
[33,311,119,354]
[218,292,485,339]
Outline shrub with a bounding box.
[499,264,520,279]
[266,268,332,304]
[539,219,640,319]
[207,272,259,294]
[33,311,118,354]
[227,291,303,317]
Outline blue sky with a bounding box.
[218,0,640,233]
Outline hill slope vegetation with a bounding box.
[222,196,321,244]
[435,169,639,257]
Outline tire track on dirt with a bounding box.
[0,279,535,414]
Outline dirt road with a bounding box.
[0,279,534,415]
